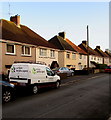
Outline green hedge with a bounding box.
[96,64,107,69]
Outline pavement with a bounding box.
[61,73,109,85]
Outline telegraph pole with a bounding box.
[87,25,89,73]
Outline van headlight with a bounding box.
[10,83,15,87]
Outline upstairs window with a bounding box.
[80,54,82,59]
[94,57,96,60]
[22,46,31,56]
[66,52,70,59]
[6,44,15,55]
[50,50,55,58]
[39,48,47,56]
[72,53,76,60]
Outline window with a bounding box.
[72,65,76,68]
[72,53,76,59]
[22,46,31,56]
[66,52,70,59]
[80,54,82,59]
[84,55,86,59]
[6,44,15,54]
[84,65,86,68]
[50,50,55,58]
[94,57,96,60]
[39,48,47,56]
[46,67,54,76]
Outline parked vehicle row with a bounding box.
[104,65,111,73]
[52,67,74,76]
[2,63,61,103]
[2,63,75,103]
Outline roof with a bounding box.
[105,51,111,58]
[66,38,87,55]
[0,19,57,49]
[78,42,101,56]
[94,47,109,57]
[49,35,76,52]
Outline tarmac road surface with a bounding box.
[2,73,110,119]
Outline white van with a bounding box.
[9,63,60,94]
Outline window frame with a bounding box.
[66,52,70,59]
[79,54,82,59]
[21,45,31,56]
[6,43,16,55]
[72,53,76,60]
[50,50,55,58]
[39,48,47,57]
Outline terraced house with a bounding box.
[78,41,103,68]
[94,46,109,65]
[65,38,87,70]
[0,15,58,74]
[105,49,111,65]
[49,32,86,70]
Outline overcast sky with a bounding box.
[1,1,109,51]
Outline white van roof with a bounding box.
[12,63,47,67]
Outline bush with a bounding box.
[96,64,107,69]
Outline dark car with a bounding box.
[52,67,74,76]
[104,65,111,73]
[0,81,15,103]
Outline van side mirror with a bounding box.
[52,72,55,76]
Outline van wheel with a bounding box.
[32,85,38,94]
[55,81,60,88]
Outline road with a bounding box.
[2,73,111,119]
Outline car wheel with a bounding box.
[3,90,11,103]
[55,81,60,88]
[32,85,38,94]
[71,72,74,76]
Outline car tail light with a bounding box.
[57,70,60,73]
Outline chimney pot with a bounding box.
[58,32,66,40]
[10,15,20,26]
[96,46,100,49]
[82,40,87,45]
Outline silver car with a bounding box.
[52,67,74,76]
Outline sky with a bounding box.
[0,1,109,51]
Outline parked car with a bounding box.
[104,65,111,73]
[9,63,61,94]
[0,81,15,103]
[52,67,74,76]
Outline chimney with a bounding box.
[82,40,87,45]
[58,32,66,40]
[96,46,100,49]
[10,15,20,26]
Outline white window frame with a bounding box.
[50,50,55,58]
[39,48,47,57]
[66,52,70,59]
[21,46,31,56]
[6,43,16,55]
[72,53,76,60]
[80,54,82,59]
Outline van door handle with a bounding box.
[46,76,47,78]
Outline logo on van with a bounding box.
[32,68,36,74]
[11,67,15,72]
